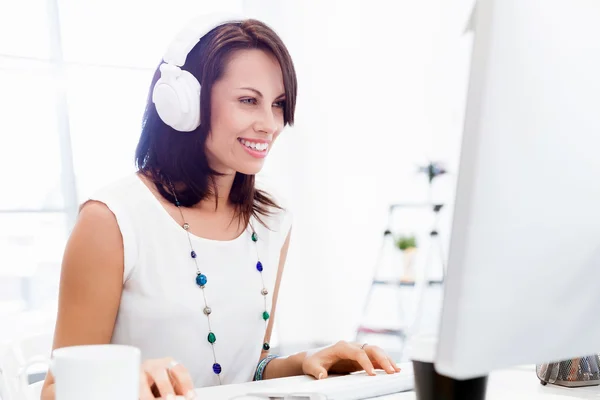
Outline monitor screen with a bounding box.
[436,0,600,379]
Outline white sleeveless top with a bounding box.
[86,174,292,388]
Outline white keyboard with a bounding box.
[245,363,414,400]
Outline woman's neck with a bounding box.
[197,172,236,212]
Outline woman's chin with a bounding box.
[235,161,265,176]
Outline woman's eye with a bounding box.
[240,98,257,105]
[273,100,286,109]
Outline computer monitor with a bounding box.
[435,0,600,380]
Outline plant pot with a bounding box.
[401,247,417,283]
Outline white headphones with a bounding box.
[152,14,242,132]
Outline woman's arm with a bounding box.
[41,201,196,400]
[255,228,308,380]
[41,201,125,399]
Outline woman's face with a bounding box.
[205,49,286,175]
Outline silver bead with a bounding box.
[183,223,190,230]
[203,307,212,315]
[261,288,268,296]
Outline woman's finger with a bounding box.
[139,371,155,400]
[303,356,330,380]
[365,346,396,374]
[147,366,176,399]
[167,362,196,399]
[388,356,401,372]
[335,341,376,376]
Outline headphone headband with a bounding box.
[162,13,243,67]
[152,13,244,132]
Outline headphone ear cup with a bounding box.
[177,70,202,131]
[152,65,201,132]
[152,65,183,129]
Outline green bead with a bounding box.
[208,332,216,344]
[263,342,270,351]
[263,311,270,321]
[251,232,258,242]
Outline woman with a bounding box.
[41,16,400,400]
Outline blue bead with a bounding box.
[213,363,222,375]
[191,251,197,258]
[256,261,263,272]
[196,274,207,286]
[176,201,180,206]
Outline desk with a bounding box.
[24,365,600,400]
[194,365,600,399]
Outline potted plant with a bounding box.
[395,234,418,283]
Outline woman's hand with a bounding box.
[139,358,196,399]
[301,341,401,380]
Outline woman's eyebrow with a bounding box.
[238,87,286,99]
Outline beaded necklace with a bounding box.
[169,182,271,384]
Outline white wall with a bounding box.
[245,0,475,345]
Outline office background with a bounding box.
[0,0,474,353]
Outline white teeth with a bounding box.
[241,139,269,152]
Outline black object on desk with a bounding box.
[413,360,488,400]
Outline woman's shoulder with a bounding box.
[78,173,151,224]
[86,173,145,202]
[78,173,144,281]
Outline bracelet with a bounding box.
[254,354,279,381]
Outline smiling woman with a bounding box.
[136,18,298,225]
[207,48,287,172]
[41,15,399,400]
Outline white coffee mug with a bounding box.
[20,344,140,400]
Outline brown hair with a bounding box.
[135,19,298,228]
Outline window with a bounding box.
[0,64,63,211]
[66,65,151,199]
[0,0,52,59]
[0,1,244,343]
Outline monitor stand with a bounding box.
[413,360,488,400]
